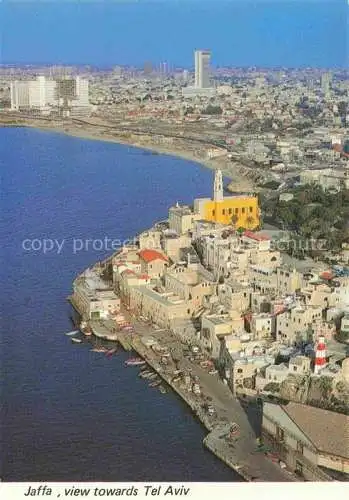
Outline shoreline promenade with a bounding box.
[70,291,298,482]
[0,114,255,192]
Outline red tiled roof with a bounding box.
[138,249,168,263]
[333,143,349,158]
[243,230,270,242]
[320,271,334,280]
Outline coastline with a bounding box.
[0,116,255,192]
[69,285,297,483]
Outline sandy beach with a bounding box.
[0,115,255,192]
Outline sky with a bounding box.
[1,0,348,68]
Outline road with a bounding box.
[123,315,298,481]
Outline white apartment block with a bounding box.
[10,76,90,115]
[276,305,323,345]
[250,313,275,339]
[168,205,198,235]
[195,50,211,89]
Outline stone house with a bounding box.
[262,402,349,479]
[139,249,169,279]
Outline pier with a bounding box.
[104,313,297,481]
[69,292,297,481]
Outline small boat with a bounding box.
[71,338,83,344]
[125,357,146,366]
[140,371,153,379]
[105,348,118,356]
[125,360,146,366]
[159,386,167,394]
[65,330,79,336]
[91,346,108,353]
[149,380,161,387]
[147,373,158,380]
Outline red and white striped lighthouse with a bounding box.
[314,335,326,374]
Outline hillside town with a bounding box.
[71,168,349,482]
[1,52,348,482]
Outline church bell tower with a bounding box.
[213,168,224,202]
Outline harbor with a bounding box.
[69,285,296,482]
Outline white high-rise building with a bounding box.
[321,72,332,96]
[195,49,211,89]
[71,76,90,108]
[182,49,215,98]
[10,81,30,110]
[10,76,90,116]
[28,76,56,110]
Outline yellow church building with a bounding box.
[194,169,260,229]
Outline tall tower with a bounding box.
[195,50,211,89]
[321,72,332,97]
[213,168,224,202]
[314,335,326,374]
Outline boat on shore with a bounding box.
[91,346,108,353]
[105,348,118,356]
[65,330,79,336]
[71,338,83,344]
[149,380,161,387]
[125,358,146,366]
[159,386,167,394]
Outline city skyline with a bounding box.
[2,0,347,69]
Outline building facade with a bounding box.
[262,402,349,480]
[10,76,90,115]
[194,169,260,228]
[195,50,211,89]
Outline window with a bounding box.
[276,427,284,442]
[228,208,232,215]
[249,206,253,213]
[295,461,303,476]
[212,210,215,216]
[235,208,239,214]
[297,441,304,454]
[222,209,225,215]
[237,368,243,373]
[242,207,246,214]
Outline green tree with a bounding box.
[203,104,223,115]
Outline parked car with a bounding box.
[209,369,218,375]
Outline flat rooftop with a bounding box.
[137,286,185,306]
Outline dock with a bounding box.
[90,321,119,341]
[68,295,297,481]
[118,317,298,482]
